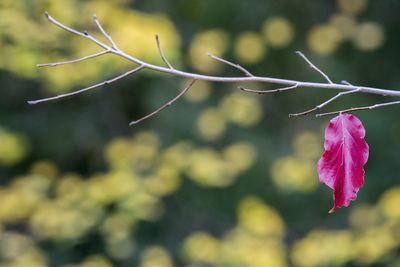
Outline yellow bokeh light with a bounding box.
[271,156,318,193]
[337,0,367,15]
[307,24,342,55]
[189,29,229,74]
[30,160,59,181]
[30,199,102,240]
[291,230,353,267]
[377,186,400,219]
[196,107,227,141]
[0,127,30,166]
[293,131,322,160]
[234,32,266,64]
[184,80,213,103]
[0,187,41,224]
[0,232,34,259]
[79,255,113,267]
[262,17,295,48]
[0,231,47,267]
[353,225,398,265]
[55,174,84,199]
[353,22,385,51]
[105,131,160,171]
[139,246,173,267]
[104,138,133,168]
[87,171,139,205]
[238,196,285,238]
[117,192,163,221]
[329,13,358,40]
[160,141,194,170]
[223,142,257,174]
[221,229,288,267]
[187,148,234,187]
[144,164,181,197]
[182,232,220,264]
[101,213,134,244]
[220,92,263,127]
[106,237,135,260]
[349,205,381,230]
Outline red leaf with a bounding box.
[318,114,369,213]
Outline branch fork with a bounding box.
[31,12,400,125]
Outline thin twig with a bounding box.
[341,80,352,86]
[93,14,118,49]
[44,11,111,51]
[295,51,333,84]
[239,83,298,94]
[129,79,197,125]
[37,50,110,67]
[208,53,253,77]
[28,66,144,104]
[155,33,174,69]
[316,100,400,117]
[289,88,362,117]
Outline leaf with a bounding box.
[318,114,369,213]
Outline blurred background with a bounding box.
[1,0,400,266]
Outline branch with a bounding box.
[289,88,361,117]
[316,100,400,117]
[43,12,110,51]
[39,13,400,96]
[37,51,109,67]
[129,79,197,125]
[34,12,400,124]
[93,14,118,49]
[239,83,298,94]
[155,34,174,69]
[295,51,334,84]
[341,80,352,86]
[207,53,253,77]
[28,66,143,104]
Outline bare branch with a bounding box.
[28,66,144,104]
[35,13,400,125]
[289,88,362,117]
[295,51,333,84]
[37,51,109,68]
[207,53,253,77]
[155,33,174,69]
[316,100,400,117]
[40,13,400,97]
[44,11,110,50]
[93,14,118,49]
[129,79,197,125]
[239,83,298,94]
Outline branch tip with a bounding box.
[290,88,361,117]
[28,66,143,104]
[295,51,333,84]
[129,79,196,125]
[155,33,174,69]
[208,54,253,77]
